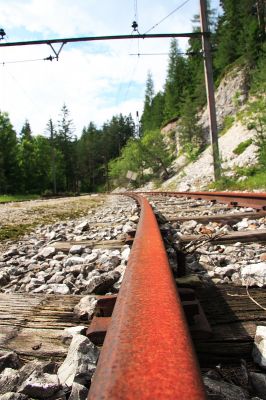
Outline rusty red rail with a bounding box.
[141,191,266,210]
[88,194,206,400]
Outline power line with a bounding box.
[144,0,192,34]
[122,57,140,103]
[134,0,138,22]
[0,56,55,65]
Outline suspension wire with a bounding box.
[144,0,191,34]
[134,0,138,21]
[0,56,55,65]
[122,56,140,103]
[4,67,43,114]
[129,50,202,56]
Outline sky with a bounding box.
[0,0,221,137]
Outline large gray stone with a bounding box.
[0,271,10,287]
[84,253,99,264]
[204,376,249,400]
[68,382,89,400]
[69,245,84,255]
[250,372,266,399]
[0,393,28,400]
[0,368,20,394]
[74,296,97,320]
[75,221,89,233]
[240,263,266,287]
[253,326,266,369]
[64,256,84,267]
[57,334,99,387]
[19,371,60,399]
[61,326,87,345]
[38,247,56,259]
[0,352,22,372]
[84,271,120,294]
[49,283,70,295]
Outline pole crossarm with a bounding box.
[0,32,206,48]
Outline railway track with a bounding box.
[0,191,266,399]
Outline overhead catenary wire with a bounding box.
[144,0,192,34]
[0,56,55,65]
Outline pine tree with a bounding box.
[0,112,19,194]
[214,0,263,73]
[18,120,37,192]
[164,39,189,121]
[56,104,77,192]
[140,71,154,133]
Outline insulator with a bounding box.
[131,21,138,31]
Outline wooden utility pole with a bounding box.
[199,0,221,180]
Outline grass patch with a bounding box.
[233,138,253,155]
[219,115,235,136]
[209,167,266,191]
[0,224,37,241]
[0,194,40,203]
[0,196,104,242]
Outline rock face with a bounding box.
[253,326,266,368]
[199,65,249,138]
[58,334,100,387]
[160,66,258,191]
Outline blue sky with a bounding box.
[0,0,221,136]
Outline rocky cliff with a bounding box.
[159,65,259,191]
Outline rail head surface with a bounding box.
[140,191,266,210]
[88,193,206,400]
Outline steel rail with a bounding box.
[141,191,266,210]
[88,193,206,400]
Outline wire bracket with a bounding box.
[47,42,66,61]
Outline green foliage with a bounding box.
[214,0,264,74]
[109,130,173,187]
[233,138,253,155]
[209,167,266,191]
[242,48,266,167]
[0,194,40,203]
[219,115,235,136]
[0,112,20,194]
[140,71,155,133]
[164,39,190,121]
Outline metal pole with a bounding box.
[0,32,201,48]
[199,0,221,180]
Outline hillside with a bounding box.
[158,65,261,191]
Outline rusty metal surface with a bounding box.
[141,191,266,210]
[88,194,206,400]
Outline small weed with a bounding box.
[233,138,253,155]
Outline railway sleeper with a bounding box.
[87,288,212,346]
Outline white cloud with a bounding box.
[0,0,220,136]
